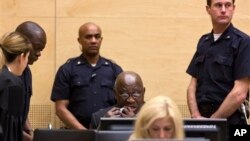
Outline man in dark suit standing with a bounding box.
[16,21,47,141]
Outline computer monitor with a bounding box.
[98,117,136,130]
[33,128,95,141]
[184,118,228,141]
[132,138,210,141]
[96,130,133,141]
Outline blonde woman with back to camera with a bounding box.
[128,95,185,140]
[0,32,31,141]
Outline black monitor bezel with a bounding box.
[184,118,228,141]
[98,117,136,130]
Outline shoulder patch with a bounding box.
[66,59,71,63]
[103,57,117,65]
[65,56,80,64]
[201,33,210,39]
[233,29,247,38]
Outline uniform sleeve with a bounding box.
[234,37,250,79]
[186,35,207,78]
[50,64,71,101]
[113,64,123,77]
[186,51,198,78]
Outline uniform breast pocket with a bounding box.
[72,78,89,87]
[213,55,234,81]
[100,80,116,106]
[194,55,205,78]
[195,56,205,64]
[70,78,90,102]
[101,80,114,89]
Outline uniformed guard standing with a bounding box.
[50,22,123,129]
[186,0,250,125]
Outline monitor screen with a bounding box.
[98,117,136,130]
[184,118,228,141]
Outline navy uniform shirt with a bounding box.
[50,55,123,128]
[187,24,250,105]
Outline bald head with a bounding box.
[77,22,103,57]
[114,71,145,113]
[16,21,46,45]
[114,71,144,90]
[78,22,102,38]
[16,21,47,64]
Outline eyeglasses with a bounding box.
[119,93,142,100]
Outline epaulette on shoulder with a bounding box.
[233,28,248,38]
[65,56,78,64]
[103,57,118,65]
[201,33,210,38]
[66,59,71,63]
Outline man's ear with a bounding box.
[99,37,103,44]
[206,5,210,14]
[142,87,146,103]
[77,37,81,44]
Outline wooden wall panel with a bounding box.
[56,0,208,18]
[1,0,250,109]
[16,0,55,17]
[0,0,56,105]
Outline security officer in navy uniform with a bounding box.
[51,22,123,129]
[186,0,250,125]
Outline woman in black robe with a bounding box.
[0,32,32,141]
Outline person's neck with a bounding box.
[82,54,100,65]
[212,23,231,34]
[6,63,22,76]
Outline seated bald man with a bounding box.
[90,71,145,129]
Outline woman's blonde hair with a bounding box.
[129,95,185,140]
[0,31,31,68]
